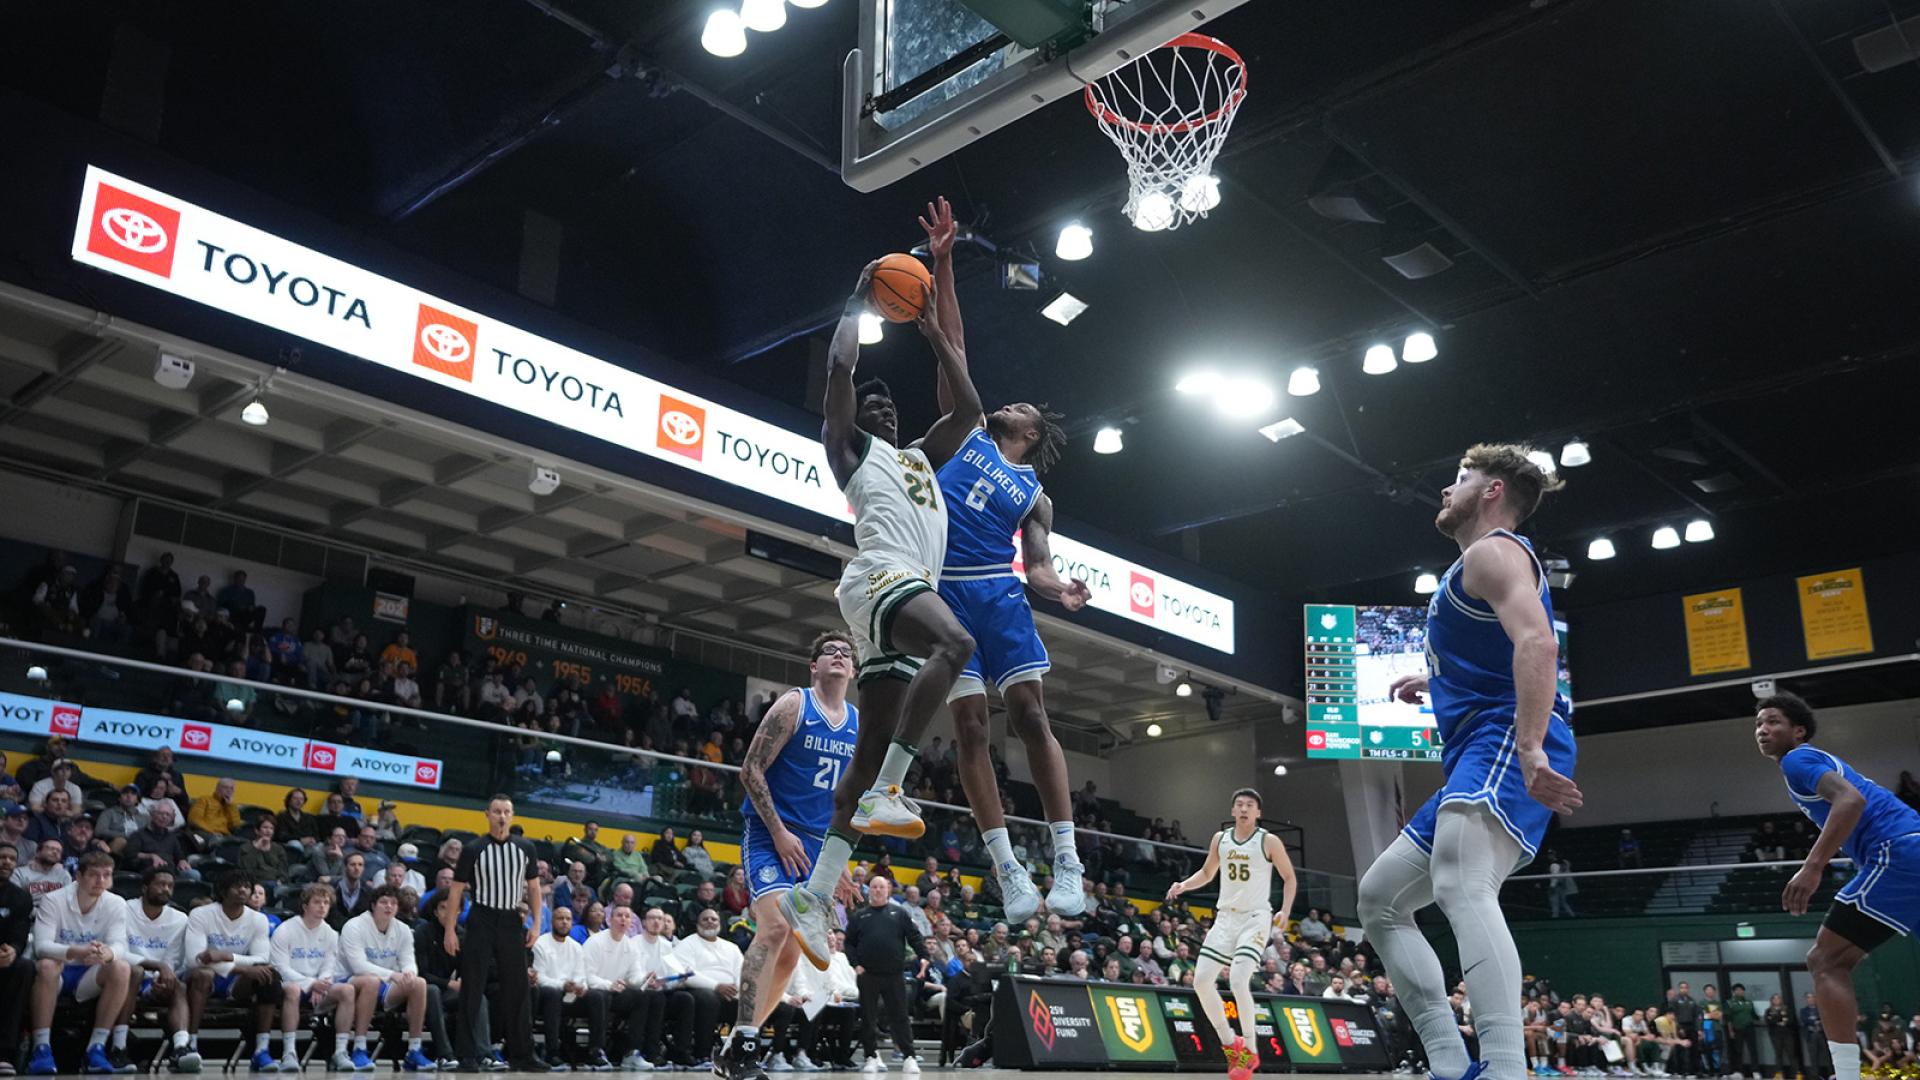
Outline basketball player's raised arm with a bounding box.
[1462,539,1582,813]
[918,198,981,429]
[1166,832,1222,901]
[1265,832,1298,933]
[915,286,984,468]
[823,262,880,488]
[1782,767,1864,915]
[1019,494,1091,610]
[740,689,812,877]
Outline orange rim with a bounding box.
[1083,33,1248,136]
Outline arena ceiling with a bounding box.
[5,0,1920,619]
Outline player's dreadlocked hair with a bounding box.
[1031,405,1068,474]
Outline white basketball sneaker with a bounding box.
[1047,852,1088,916]
[777,886,834,970]
[999,863,1041,924]
[850,785,924,839]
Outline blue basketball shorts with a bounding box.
[742,816,826,900]
[1837,832,1920,937]
[1402,715,1578,871]
[937,576,1050,701]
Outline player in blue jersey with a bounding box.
[1356,443,1583,1080]
[715,630,860,1080]
[1756,690,1920,1080]
[917,197,1092,921]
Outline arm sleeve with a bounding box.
[340,919,394,980]
[1781,747,1837,800]
[582,938,613,991]
[235,914,272,967]
[33,899,67,959]
[183,910,209,969]
[844,911,863,957]
[532,941,567,990]
[270,924,304,985]
[903,912,927,961]
[104,899,130,959]
[397,924,417,975]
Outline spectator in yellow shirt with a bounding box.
[188,777,245,838]
[378,631,419,672]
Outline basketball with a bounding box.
[869,253,932,323]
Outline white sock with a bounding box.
[982,828,1022,880]
[1050,821,1077,865]
[336,1034,351,1055]
[90,1028,109,1049]
[281,1032,296,1055]
[256,1033,271,1053]
[806,831,854,896]
[112,1026,130,1051]
[33,1029,50,1049]
[1358,835,1472,1080]
[190,1035,200,1051]
[1828,1042,1859,1080]
[409,1038,423,1052]
[173,1032,190,1050]
[875,740,917,790]
[355,1036,369,1052]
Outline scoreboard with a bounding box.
[993,976,1390,1071]
[1304,604,1442,763]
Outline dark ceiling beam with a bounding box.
[1688,410,1793,498]
[206,418,385,510]
[1221,180,1445,330]
[0,338,122,428]
[1767,0,1902,179]
[95,379,259,481]
[1319,118,1542,300]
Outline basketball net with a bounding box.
[1085,34,1247,232]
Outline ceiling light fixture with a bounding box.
[1362,344,1397,375]
[1402,331,1437,363]
[1175,371,1221,395]
[1131,191,1176,232]
[1174,678,1192,698]
[240,399,269,426]
[1286,366,1320,396]
[1040,292,1088,326]
[1527,450,1558,475]
[739,0,786,33]
[1146,722,1163,737]
[1093,427,1124,455]
[1684,519,1715,543]
[1258,417,1305,442]
[1179,173,1222,214]
[1651,526,1681,550]
[858,312,883,345]
[1413,571,1439,595]
[1055,222,1093,261]
[789,0,827,8]
[1272,764,1288,776]
[1560,438,1591,467]
[1587,537,1616,561]
[1214,377,1274,419]
[701,8,748,55]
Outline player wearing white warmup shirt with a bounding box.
[1167,789,1298,1080]
[340,885,437,1071]
[25,852,133,1076]
[184,873,278,1071]
[783,262,982,971]
[270,884,361,1072]
[117,868,193,1071]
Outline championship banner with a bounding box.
[1796,567,1873,661]
[0,691,443,789]
[70,165,1237,655]
[993,977,1385,1071]
[1682,587,1751,676]
[461,605,744,714]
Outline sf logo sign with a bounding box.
[412,304,480,382]
[85,181,182,278]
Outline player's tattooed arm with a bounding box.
[741,689,804,836]
[1019,495,1091,611]
[823,262,881,489]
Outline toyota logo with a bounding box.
[415,762,439,783]
[182,726,211,748]
[101,207,169,253]
[310,746,336,767]
[1307,732,1326,749]
[1129,581,1153,608]
[419,322,471,365]
[660,409,701,445]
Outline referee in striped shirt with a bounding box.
[444,794,542,1069]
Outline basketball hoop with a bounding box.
[1085,33,1247,231]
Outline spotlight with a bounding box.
[1362,344,1397,375]
[1093,427,1123,455]
[1684,519,1715,543]
[1146,722,1163,737]
[740,0,786,32]
[25,665,47,683]
[1174,679,1192,698]
[528,464,562,496]
[240,400,269,426]
[1179,173,1221,213]
[1175,371,1221,395]
[858,312,884,345]
[546,748,564,764]
[1651,526,1681,550]
[1131,191,1176,232]
[1527,450,1558,476]
[1040,292,1088,326]
[1272,764,1288,777]
[226,698,245,714]
[1286,366,1320,397]
[1214,377,1274,419]
[1560,439,1591,467]
[1413,572,1439,595]
[1055,222,1093,261]
[1587,537,1616,561]
[790,0,825,8]
[701,8,747,56]
[1402,332,1437,363]
[1258,417,1305,442]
